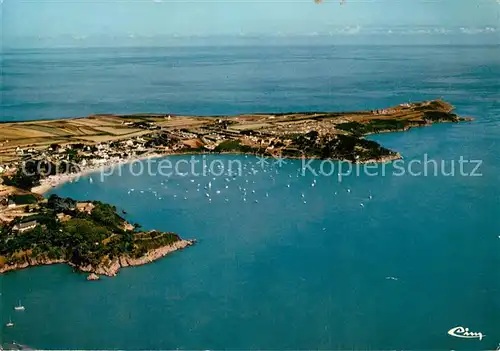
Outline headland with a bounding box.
[0,193,195,279]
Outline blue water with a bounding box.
[1,45,500,350]
[2,45,499,121]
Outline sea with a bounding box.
[1,45,500,350]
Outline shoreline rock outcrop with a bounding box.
[0,257,65,274]
[87,273,100,281]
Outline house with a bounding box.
[76,202,95,214]
[123,222,134,231]
[56,213,71,222]
[12,220,38,233]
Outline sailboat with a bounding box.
[14,300,25,311]
[6,318,14,327]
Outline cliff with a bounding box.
[0,239,195,278]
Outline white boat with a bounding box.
[14,300,25,311]
[6,318,14,327]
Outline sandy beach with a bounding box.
[31,152,166,195]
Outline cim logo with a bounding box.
[448,326,485,341]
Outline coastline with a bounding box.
[31,152,166,194]
[31,150,402,195]
[0,99,469,196]
[0,239,195,278]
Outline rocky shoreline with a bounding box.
[78,239,195,278]
[356,153,402,164]
[0,239,195,278]
[0,257,66,273]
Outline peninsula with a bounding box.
[0,99,472,277]
[0,99,471,169]
[0,194,195,278]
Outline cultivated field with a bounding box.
[0,99,459,163]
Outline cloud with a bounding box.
[374,26,497,35]
[433,28,452,34]
[460,26,498,34]
[71,35,88,41]
[337,25,361,35]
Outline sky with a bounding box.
[1,0,499,47]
